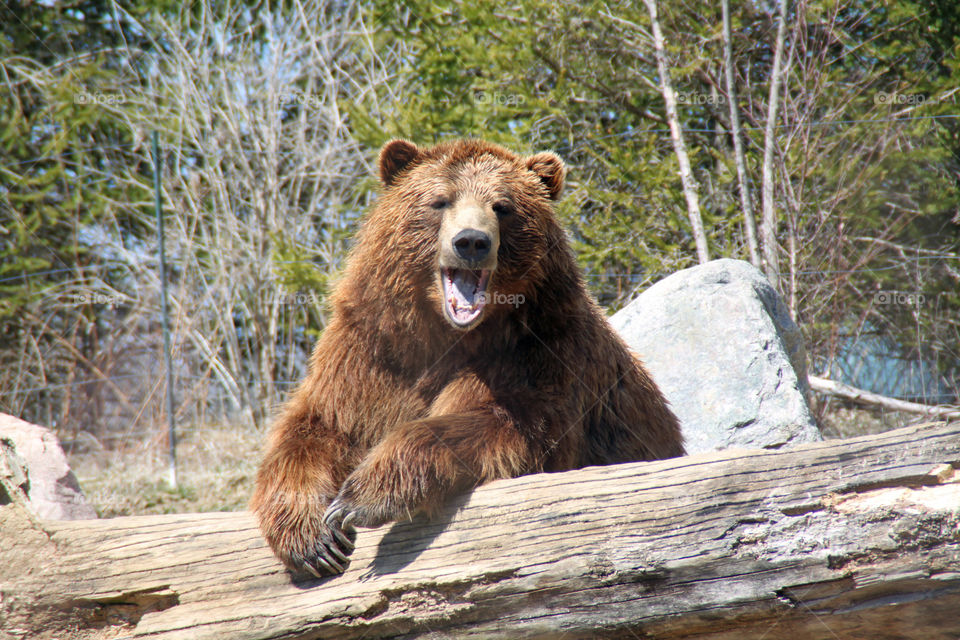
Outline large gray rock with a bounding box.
[611,259,820,454]
[0,413,97,520]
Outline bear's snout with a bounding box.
[438,197,499,273]
[437,199,499,330]
[452,228,492,263]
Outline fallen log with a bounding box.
[809,375,960,420]
[2,421,959,640]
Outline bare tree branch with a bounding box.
[641,0,710,264]
[722,0,761,267]
[760,0,790,288]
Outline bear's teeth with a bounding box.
[441,268,490,326]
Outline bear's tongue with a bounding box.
[442,268,490,327]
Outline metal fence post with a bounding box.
[153,131,177,489]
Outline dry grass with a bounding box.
[67,422,263,517]
[817,403,931,439]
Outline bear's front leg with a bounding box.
[251,430,356,579]
[323,399,534,540]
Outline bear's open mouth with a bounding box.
[440,267,491,328]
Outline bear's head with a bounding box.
[370,138,566,332]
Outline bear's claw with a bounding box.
[303,499,356,576]
[281,504,357,578]
[305,550,339,577]
[290,547,338,578]
[323,506,357,552]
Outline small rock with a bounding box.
[611,259,820,453]
[0,413,97,520]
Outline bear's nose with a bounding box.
[452,228,491,262]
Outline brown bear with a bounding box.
[251,138,684,578]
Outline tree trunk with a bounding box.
[760,0,790,289]
[3,422,959,639]
[722,0,762,268]
[642,0,710,264]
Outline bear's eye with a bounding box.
[430,198,451,210]
[492,202,514,218]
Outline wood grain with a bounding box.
[3,422,959,639]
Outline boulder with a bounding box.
[610,259,820,454]
[0,413,97,520]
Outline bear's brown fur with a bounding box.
[251,139,684,578]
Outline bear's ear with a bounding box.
[525,151,566,200]
[379,139,420,186]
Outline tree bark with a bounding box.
[3,422,960,639]
[760,0,790,289]
[721,0,762,268]
[642,0,710,264]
